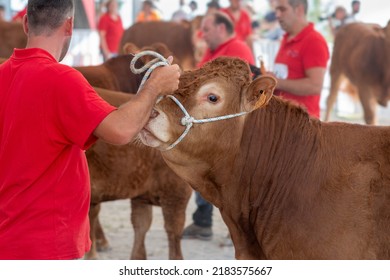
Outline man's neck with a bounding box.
[25,35,62,61]
[287,20,308,39]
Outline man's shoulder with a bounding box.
[301,25,327,44]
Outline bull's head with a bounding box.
[139,57,276,157]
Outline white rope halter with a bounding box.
[129,51,249,151]
[163,95,248,151]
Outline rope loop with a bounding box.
[130,50,170,93]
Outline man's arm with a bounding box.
[93,61,180,145]
[270,67,327,96]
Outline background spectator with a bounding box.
[0,5,6,21]
[136,0,162,22]
[171,0,191,22]
[346,0,361,22]
[188,0,199,20]
[97,0,124,61]
[268,0,329,119]
[328,5,348,38]
[220,0,254,57]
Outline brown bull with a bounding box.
[0,21,26,58]
[325,21,390,125]
[77,52,191,259]
[139,57,390,259]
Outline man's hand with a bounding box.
[145,56,181,96]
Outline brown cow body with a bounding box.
[119,21,199,70]
[0,21,26,58]
[77,54,191,259]
[139,57,390,259]
[325,21,390,125]
[75,54,143,93]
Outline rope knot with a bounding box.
[181,116,194,126]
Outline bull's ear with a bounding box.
[243,75,276,112]
[123,42,139,54]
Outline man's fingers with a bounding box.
[167,56,173,65]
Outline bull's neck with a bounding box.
[225,97,322,227]
[163,134,242,209]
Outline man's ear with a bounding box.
[242,75,276,112]
[64,16,73,36]
[22,14,28,35]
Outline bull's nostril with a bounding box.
[150,109,159,119]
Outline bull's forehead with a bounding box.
[175,57,252,98]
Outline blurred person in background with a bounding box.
[188,0,199,20]
[346,0,361,22]
[267,0,329,119]
[97,0,124,61]
[136,0,161,22]
[0,5,6,21]
[171,0,191,22]
[328,5,348,38]
[220,0,253,55]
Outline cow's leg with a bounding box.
[160,200,187,260]
[357,84,378,125]
[130,198,153,260]
[85,203,101,260]
[325,69,344,121]
[220,212,265,259]
[95,216,110,252]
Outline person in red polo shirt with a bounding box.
[0,0,180,260]
[183,11,254,241]
[97,0,124,61]
[198,11,254,68]
[221,0,253,53]
[269,0,329,118]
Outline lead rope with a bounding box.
[130,51,248,151]
[130,50,170,93]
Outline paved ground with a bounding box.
[93,103,390,260]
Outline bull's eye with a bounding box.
[208,94,218,103]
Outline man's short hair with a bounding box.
[289,0,308,14]
[212,11,234,35]
[27,0,74,35]
[0,5,5,11]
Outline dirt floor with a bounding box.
[96,193,235,260]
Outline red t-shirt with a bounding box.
[198,37,254,68]
[0,48,116,259]
[221,8,252,42]
[274,23,329,118]
[97,13,124,53]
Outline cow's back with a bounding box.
[0,21,26,58]
[331,22,387,84]
[120,21,195,70]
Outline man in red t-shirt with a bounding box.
[220,0,253,53]
[268,0,329,118]
[198,11,254,68]
[97,0,124,61]
[183,11,254,241]
[0,0,180,260]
